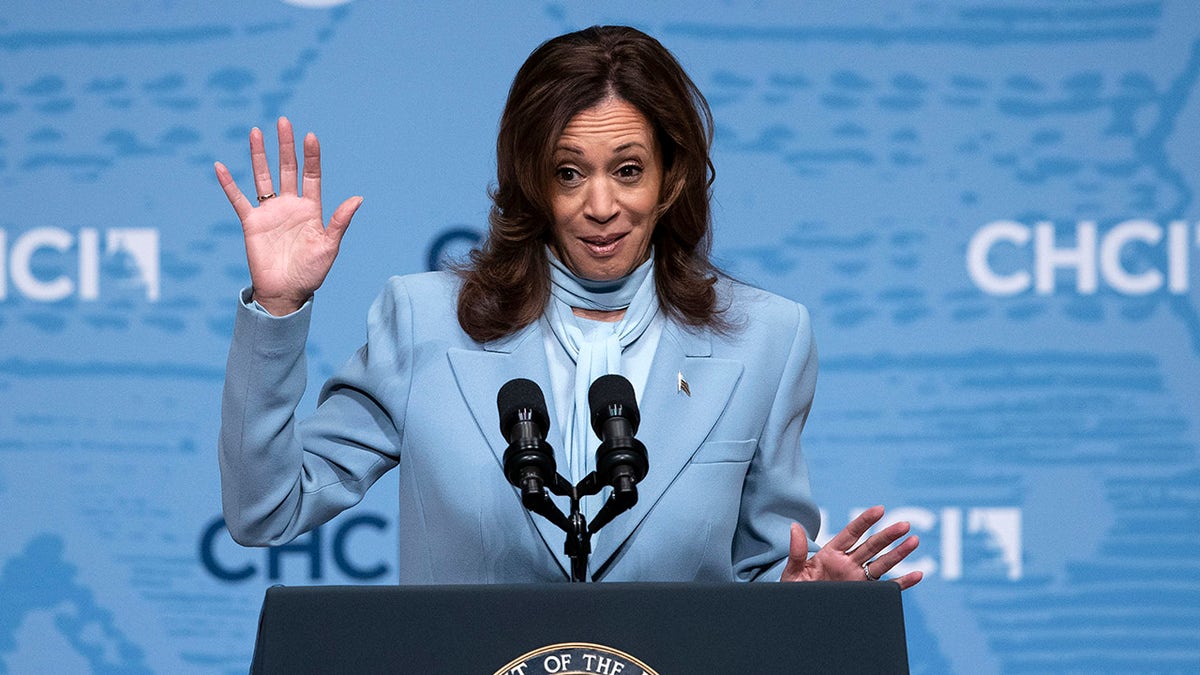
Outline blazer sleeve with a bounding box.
[217,280,412,546]
[733,300,821,581]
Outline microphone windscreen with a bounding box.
[497,378,550,436]
[588,374,640,434]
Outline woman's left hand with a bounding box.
[781,505,923,589]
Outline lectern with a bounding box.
[251,582,909,674]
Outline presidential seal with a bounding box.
[494,642,660,675]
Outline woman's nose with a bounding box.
[583,179,617,224]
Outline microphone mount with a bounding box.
[498,376,648,582]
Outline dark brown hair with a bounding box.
[457,25,723,342]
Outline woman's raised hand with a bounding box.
[214,117,363,316]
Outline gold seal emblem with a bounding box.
[494,641,660,675]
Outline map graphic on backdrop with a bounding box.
[2,1,1198,672]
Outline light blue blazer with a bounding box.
[219,272,820,583]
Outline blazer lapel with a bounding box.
[591,321,744,576]
[447,322,572,578]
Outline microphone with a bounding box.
[497,378,556,505]
[588,374,649,497]
[496,375,646,581]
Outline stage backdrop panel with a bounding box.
[1,1,1198,673]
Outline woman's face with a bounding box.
[549,97,663,282]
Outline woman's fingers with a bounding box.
[327,196,363,246]
[214,161,253,221]
[302,132,322,205]
[851,520,912,563]
[781,516,923,589]
[781,522,810,581]
[220,123,347,240]
[867,533,919,572]
[249,127,275,201]
[892,569,924,590]
[224,121,321,216]
[277,117,298,196]
[825,505,884,553]
[858,525,923,589]
[830,507,924,590]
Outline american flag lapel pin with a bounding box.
[677,371,691,396]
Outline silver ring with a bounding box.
[862,560,879,581]
[257,192,277,202]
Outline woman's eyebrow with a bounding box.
[613,141,648,153]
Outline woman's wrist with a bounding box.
[251,291,310,317]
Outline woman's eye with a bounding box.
[556,167,581,183]
[616,164,643,179]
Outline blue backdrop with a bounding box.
[2,1,1198,672]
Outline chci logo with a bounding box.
[495,642,659,675]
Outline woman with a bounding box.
[215,26,921,587]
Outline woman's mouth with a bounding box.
[580,233,627,256]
